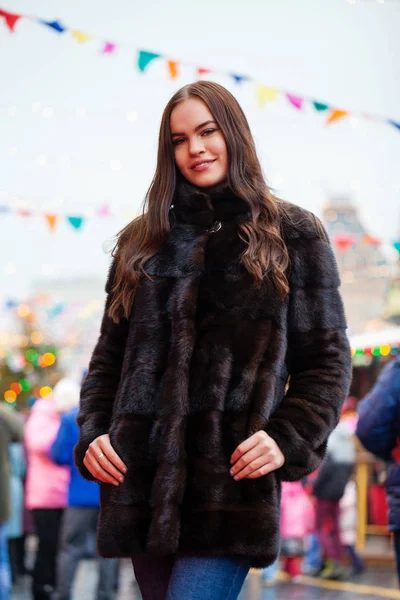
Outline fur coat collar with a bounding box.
[75,183,352,567]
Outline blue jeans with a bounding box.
[132,554,252,600]
[0,524,11,600]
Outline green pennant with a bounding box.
[137,50,161,72]
[67,216,84,230]
[313,102,329,112]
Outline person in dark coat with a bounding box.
[50,379,118,600]
[356,356,400,584]
[74,81,352,600]
[312,416,356,579]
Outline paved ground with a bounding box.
[11,560,400,600]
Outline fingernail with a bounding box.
[123,467,127,473]
[230,469,234,476]
[234,476,239,481]
[119,476,124,483]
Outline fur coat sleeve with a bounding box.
[265,221,352,481]
[74,260,129,480]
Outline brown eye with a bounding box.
[202,128,216,136]
[172,138,185,146]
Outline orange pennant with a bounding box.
[45,213,57,231]
[326,109,348,125]
[167,60,179,80]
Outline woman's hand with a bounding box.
[83,434,127,486]
[230,431,285,480]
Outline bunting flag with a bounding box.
[17,209,32,217]
[137,50,160,72]
[393,241,400,255]
[231,74,248,84]
[39,19,65,33]
[0,7,399,133]
[67,216,84,230]
[257,85,279,109]
[363,234,381,246]
[70,29,91,44]
[313,101,330,112]
[326,109,349,125]
[196,67,211,78]
[167,60,179,80]
[333,234,354,252]
[101,41,116,54]
[0,8,21,31]
[45,214,57,231]
[98,204,111,216]
[286,94,303,110]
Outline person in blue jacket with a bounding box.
[50,378,117,600]
[356,356,400,585]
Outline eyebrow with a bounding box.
[171,120,217,138]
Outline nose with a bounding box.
[188,136,205,156]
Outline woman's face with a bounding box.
[170,98,228,188]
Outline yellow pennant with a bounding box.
[70,29,91,44]
[257,84,279,109]
[167,60,179,80]
[326,109,348,125]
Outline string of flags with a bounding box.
[1,7,399,132]
[332,233,400,256]
[0,202,137,231]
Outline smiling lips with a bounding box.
[190,159,216,172]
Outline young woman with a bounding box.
[74,81,352,600]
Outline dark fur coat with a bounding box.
[74,182,352,568]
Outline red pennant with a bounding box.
[196,67,211,78]
[0,8,22,31]
[334,234,354,252]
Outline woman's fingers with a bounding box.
[84,433,127,485]
[230,432,259,465]
[83,453,120,486]
[99,435,127,475]
[230,445,265,478]
[232,455,272,480]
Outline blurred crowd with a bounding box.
[0,355,399,599]
[0,376,120,600]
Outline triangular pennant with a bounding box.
[389,120,400,132]
[0,9,22,31]
[40,19,66,33]
[256,84,279,109]
[101,42,116,54]
[196,67,211,78]
[231,74,249,84]
[392,241,400,255]
[334,234,354,252]
[45,214,57,231]
[67,216,84,230]
[167,60,179,80]
[313,101,330,112]
[17,209,32,217]
[70,29,91,43]
[286,94,304,110]
[98,205,110,216]
[363,234,381,246]
[137,50,161,72]
[326,109,348,125]
[0,205,11,213]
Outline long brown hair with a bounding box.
[109,81,290,323]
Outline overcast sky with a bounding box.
[1,0,399,300]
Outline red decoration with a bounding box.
[333,234,354,253]
[0,8,21,31]
[196,67,211,78]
